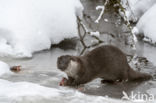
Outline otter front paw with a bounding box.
[59,77,75,86]
[59,77,79,87]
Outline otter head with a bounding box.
[57,55,72,71]
[57,55,80,78]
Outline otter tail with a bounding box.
[128,66,152,81]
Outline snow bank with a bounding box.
[0,61,11,76]
[0,79,60,98]
[136,4,156,43]
[0,0,83,58]
[0,79,135,103]
[121,0,156,21]
[121,0,156,43]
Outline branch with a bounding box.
[77,16,104,55]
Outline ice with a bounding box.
[0,48,154,103]
[136,4,156,43]
[0,61,12,76]
[0,0,83,58]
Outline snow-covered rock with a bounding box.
[136,4,156,43]
[0,61,11,76]
[121,0,156,44]
[0,0,83,58]
[121,0,156,21]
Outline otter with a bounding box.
[57,45,152,86]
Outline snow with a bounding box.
[0,0,83,58]
[95,0,108,23]
[132,27,139,35]
[104,19,108,22]
[95,6,104,23]
[0,61,11,76]
[122,0,156,21]
[90,31,100,37]
[135,4,156,43]
[121,0,156,44]
[0,79,135,103]
[0,79,60,98]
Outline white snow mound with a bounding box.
[136,4,156,43]
[121,0,156,21]
[0,79,60,98]
[0,0,83,58]
[0,61,11,76]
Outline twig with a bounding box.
[77,16,87,48]
[77,16,104,55]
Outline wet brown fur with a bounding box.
[57,45,152,86]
